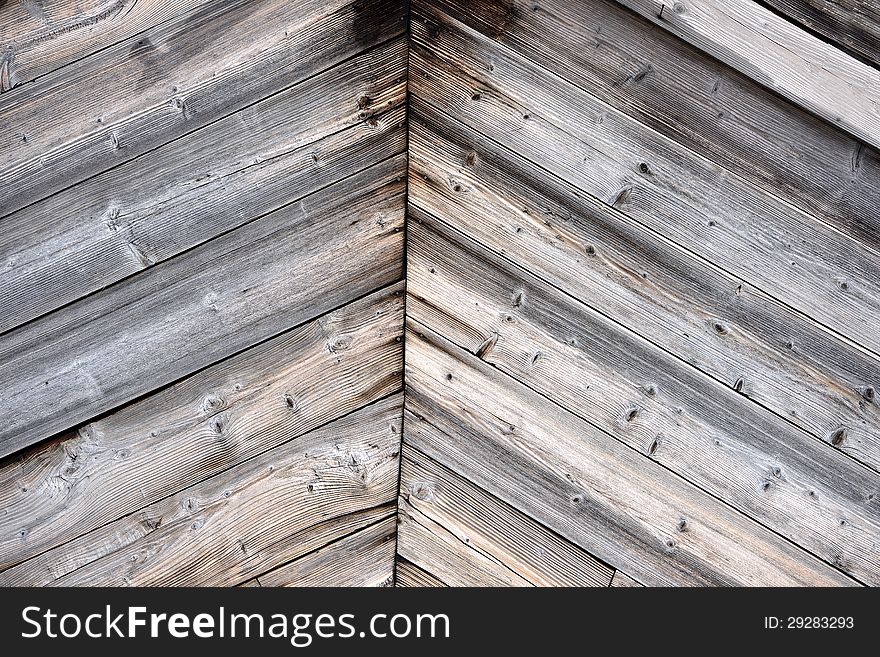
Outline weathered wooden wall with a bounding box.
[398,0,879,586]
[0,0,407,586]
[2,0,877,588]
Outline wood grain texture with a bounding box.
[430,0,880,256]
[239,578,261,587]
[0,395,403,586]
[610,571,644,587]
[410,9,880,357]
[4,0,876,589]
[760,0,880,69]
[610,0,880,149]
[398,442,614,586]
[404,321,857,586]
[0,0,407,218]
[0,0,411,588]
[0,39,407,333]
[0,156,405,459]
[0,0,213,91]
[407,213,880,585]
[395,559,447,587]
[240,505,396,587]
[258,516,397,587]
[4,501,396,588]
[0,284,403,570]
[407,110,880,474]
[397,493,531,586]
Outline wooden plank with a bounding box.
[428,0,880,254]
[258,516,397,587]
[760,1,880,69]
[398,442,614,586]
[409,12,880,357]
[0,0,407,217]
[403,320,857,586]
[3,499,396,587]
[406,213,880,585]
[398,492,532,586]
[0,39,407,333]
[0,0,214,91]
[0,155,405,459]
[395,559,447,587]
[609,0,880,150]
[0,284,404,570]
[0,395,402,586]
[241,505,396,587]
[610,571,644,587]
[407,111,880,474]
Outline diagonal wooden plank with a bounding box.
[395,559,447,587]
[610,571,644,587]
[409,9,880,358]
[0,39,407,334]
[610,0,880,149]
[0,395,403,586]
[397,492,533,586]
[0,0,407,217]
[4,501,396,587]
[242,505,397,588]
[428,0,880,257]
[403,321,856,586]
[0,0,213,92]
[398,442,614,586]
[761,0,880,69]
[0,283,403,570]
[407,107,880,474]
[406,211,880,584]
[0,155,405,459]
[258,515,397,587]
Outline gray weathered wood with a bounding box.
[4,0,877,590]
[242,504,397,587]
[4,499,396,587]
[395,559,447,587]
[427,0,880,254]
[0,39,407,333]
[0,395,402,586]
[407,212,880,585]
[398,442,614,586]
[0,156,405,459]
[0,0,407,217]
[410,11,880,357]
[610,571,644,587]
[610,0,880,149]
[407,110,880,474]
[404,320,857,586]
[761,0,880,69]
[239,579,262,587]
[0,0,213,91]
[258,516,397,587]
[398,493,532,586]
[0,284,403,570]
